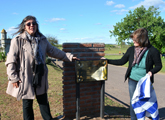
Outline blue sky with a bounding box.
[0,0,165,44]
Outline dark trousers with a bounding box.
[22,93,52,120]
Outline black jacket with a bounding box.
[108,45,162,83]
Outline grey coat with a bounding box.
[5,32,73,100]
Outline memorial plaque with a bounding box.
[75,59,108,83]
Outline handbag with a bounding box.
[32,60,45,87]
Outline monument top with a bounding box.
[1,29,6,33]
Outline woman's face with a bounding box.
[25,19,37,36]
[133,35,140,47]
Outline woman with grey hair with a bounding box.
[5,15,79,120]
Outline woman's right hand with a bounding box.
[12,80,21,88]
[72,57,80,61]
[101,57,106,59]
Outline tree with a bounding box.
[110,5,165,53]
[46,35,58,47]
[0,52,6,62]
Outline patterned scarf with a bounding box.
[132,46,148,66]
[25,31,44,65]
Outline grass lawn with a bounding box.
[104,44,165,74]
[0,62,130,120]
[0,45,164,120]
[0,62,64,120]
[105,54,165,74]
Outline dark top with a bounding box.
[107,45,162,83]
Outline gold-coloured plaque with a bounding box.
[75,60,108,83]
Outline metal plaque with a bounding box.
[75,59,108,83]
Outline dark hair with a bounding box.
[130,28,150,47]
[13,15,42,36]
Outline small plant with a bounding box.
[55,112,60,116]
[46,57,51,64]
[0,52,6,62]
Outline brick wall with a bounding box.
[62,43,105,118]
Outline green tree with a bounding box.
[46,35,58,47]
[0,52,6,62]
[0,47,4,52]
[110,5,165,53]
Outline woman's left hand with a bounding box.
[148,71,152,77]
[72,57,80,61]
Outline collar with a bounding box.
[17,32,46,41]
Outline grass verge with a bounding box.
[105,55,165,74]
[0,62,64,120]
[0,62,130,120]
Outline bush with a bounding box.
[0,52,6,62]
[46,57,51,64]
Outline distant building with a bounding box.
[0,29,11,55]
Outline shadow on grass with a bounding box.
[53,112,130,120]
[105,105,130,119]
[105,92,129,108]
[104,92,130,119]
[47,62,62,72]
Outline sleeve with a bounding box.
[5,37,20,83]
[107,47,132,65]
[150,48,162,74]
[46,39,73,62]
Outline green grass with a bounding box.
[161,58,165,73]
[0,44,164,119]
[104,45,129,54]
[104,45,165,74]
[0,62,64,120]
[104,96,129,117]
[0,61,130,119]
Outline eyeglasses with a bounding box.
[26,22,37,26]
[132,38,139,43]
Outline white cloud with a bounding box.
[111,9,129,15]
[103,25,113,29]
[7,26,16,33]
[163,7,165,11]
[95,23,102,25]
[59,28,68,33]
[6,26,17,37]
[60,28,66,31]
[115,4,125,8]
[74,37,91,40]
[12,12,19,15]
[129,0,165,9]
[73,36,114,43]
[106,1,115,6]
[61,35,116,44]
[45,18,66,22]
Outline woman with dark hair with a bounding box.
[13,15,42,36]
[107,28,162,120]
[5,15,79,120]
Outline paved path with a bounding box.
[105,65,165,119]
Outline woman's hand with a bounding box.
[148,71,152,77]
[12,80,21,88]
[101,57,106,59]
[72,57,80,61]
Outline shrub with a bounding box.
[0,52,6,62]
[46,57,51,64]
